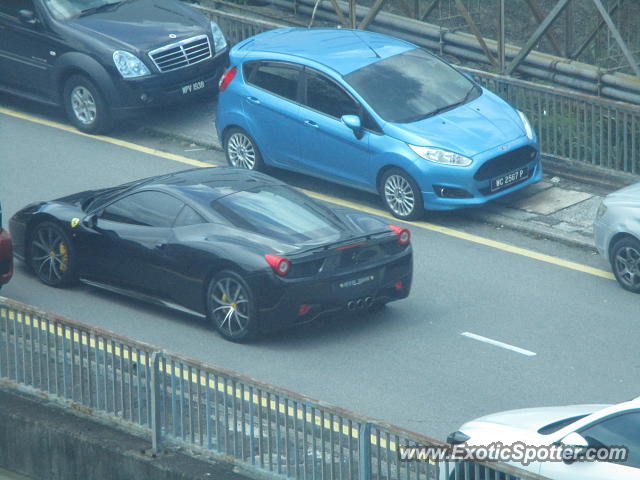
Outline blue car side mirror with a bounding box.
[341,115,363,139]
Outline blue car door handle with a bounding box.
[245,96,260,104]
[304,120,319,128]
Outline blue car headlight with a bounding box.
[113,51,150,78]
[210,21,227,53]
[517,110,534,140]
[408,145,472,166]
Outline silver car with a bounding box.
[594,182,640,293]
[448,397,640,480]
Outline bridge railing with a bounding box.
[0,296,548,480]
[196,5,640,176]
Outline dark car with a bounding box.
[10,168,413,341]
[0,0,229,133]
[0,203,13,289]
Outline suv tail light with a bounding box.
[265,254,291,276]
[388,225,410,245]
[218,66,237,92]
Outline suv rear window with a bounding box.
[210,186,344,244]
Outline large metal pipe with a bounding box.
[277,0,640,103]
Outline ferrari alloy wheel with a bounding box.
[381,168,424,220]
[29,222,77,287]
[611,237,640,293]
[207,270,258,342]
[224,128,264,171]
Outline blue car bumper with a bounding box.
[410,139,543,211]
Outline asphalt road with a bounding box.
[1,102,638,442]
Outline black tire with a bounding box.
[63,74,112,134]
[29,221,78,287]
[610,237,640,293]
[206,270,259,342]
[380,168,424,221]
[223,127,264,171]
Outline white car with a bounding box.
[448,397,640,479]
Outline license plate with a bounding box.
[339,275,375,289]
[491,167,529,192]
[181,80,205,95]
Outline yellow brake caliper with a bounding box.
[58,243,68,272]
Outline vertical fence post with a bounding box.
[150,351,163,454]
[359,422,372,480]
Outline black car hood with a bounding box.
[68,0,207,52]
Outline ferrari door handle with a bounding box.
[304,120,319,128]
[245,96,260,104]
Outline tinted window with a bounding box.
[210,186,345,244]
[41,0,119,20]
[174,205,207,227]
[248,62,300,101]
[345,48,479,123]
[0,0,34,17]
[304,70,359,119]
[580,411,640,467]
[102,191,183,227]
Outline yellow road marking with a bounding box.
[0,107,210,168]
[0,105,612,279]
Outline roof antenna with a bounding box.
[353,31,380,58]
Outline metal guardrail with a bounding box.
[196,5,640,176]
[0,296,548,480]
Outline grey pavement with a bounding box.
[135,97,640,251]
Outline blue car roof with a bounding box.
[237,28,416,75]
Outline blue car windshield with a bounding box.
[210,186,345,245]
[43,0,125,20]
[345,48,479,124]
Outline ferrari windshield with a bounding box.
[345,48,479,124]
[43,0,126,20]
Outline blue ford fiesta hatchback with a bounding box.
[215,28,542,220]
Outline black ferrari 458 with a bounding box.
[10,168,412,341]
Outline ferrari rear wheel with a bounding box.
[207,270,258,342]
[29,221,77,287]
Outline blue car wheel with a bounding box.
[380,168,424,221]
[224,127,264,171]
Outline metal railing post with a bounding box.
[359,422,372,480]
[150,351,163,454]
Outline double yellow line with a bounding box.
[1,106,614,280]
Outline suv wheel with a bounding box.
[63,74,112,134]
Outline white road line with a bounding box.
[461,332,537,357]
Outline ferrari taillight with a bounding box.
[388,225,411,245]
[264,254,291,276]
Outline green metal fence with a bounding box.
[0,296,549,480]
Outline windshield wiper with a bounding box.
[79,1,125,17]
[423,86,479,120]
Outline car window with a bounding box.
[41,0,120,20]
[304,69,359,119]
[101,191,184,228]
[174,204,207,227]
[209,185,346,244]
[344,48,479,123]
[0,0,35,17]
[579,411,640,467]
[247,62,300,102]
